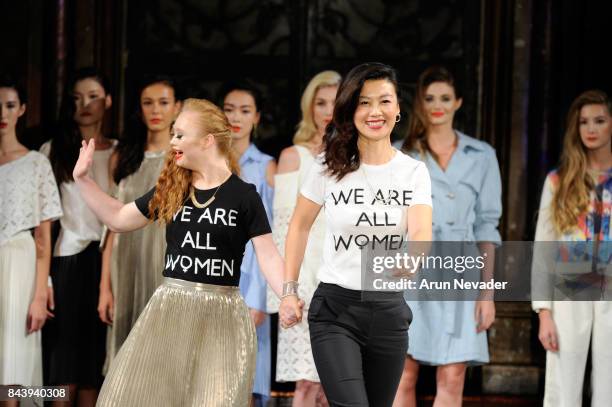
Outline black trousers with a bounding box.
[308,283,412,407]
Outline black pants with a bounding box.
[308,283,412,407]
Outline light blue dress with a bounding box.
[238,144,274,401]
[395,131,502,365]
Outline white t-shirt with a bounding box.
[300,150,432,290]
[41,140,116,256]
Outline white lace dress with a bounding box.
[268,145,325,382]
[0,152,62,386]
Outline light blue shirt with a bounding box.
[238,143,274,398]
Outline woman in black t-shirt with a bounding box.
[71,98,301,406]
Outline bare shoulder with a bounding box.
[277,146,300,174]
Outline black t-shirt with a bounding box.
[135,174,271,286]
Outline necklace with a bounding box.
[189,177,227,209]
[360,148,395,206]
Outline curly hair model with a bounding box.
[551,89,612,233]
[148,98,240,223]
[532,89,612,407]
[71,97,295,405]
[323,62,401,180]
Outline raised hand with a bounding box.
[73,139,95,181]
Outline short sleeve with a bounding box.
[409,162,433,207]
[134,187,156,217]
[242,186,272,238]
[36,154,63,222]
[299,157,326,205]
[473,148,503,243]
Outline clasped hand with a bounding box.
[279,295,304,329]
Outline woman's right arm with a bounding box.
[74,139,149,232]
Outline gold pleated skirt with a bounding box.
[96,277,256,407]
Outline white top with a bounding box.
[300,150,432,290]
[0,151,63,246]
[40,140,116,256]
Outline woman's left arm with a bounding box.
[28,220,54,333]
[474,148,503,331]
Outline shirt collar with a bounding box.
[239,143,262,166]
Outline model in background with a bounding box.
[222,80,275,407]
[395,66,501,407]
[99,76,181,370]
[270,70,340,407]
[41,67,116,407]
[532,90,612,407]
[282,63,432,407]
[0,75,62,406]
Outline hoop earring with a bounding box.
[395,113,401,123]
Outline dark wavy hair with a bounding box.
[48,66,111,184]
[322,62,400,180]
[113,75,179,184]
[400,66,462,158]
[0,73,27,105]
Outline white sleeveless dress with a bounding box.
[268,145,325,382]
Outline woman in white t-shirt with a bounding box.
[280,62,433,407]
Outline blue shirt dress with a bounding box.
[395,131,502,365]
[238,144,274,399]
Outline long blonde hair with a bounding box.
[293,70,341,146]
[552,89,612,233]
[149,98,240,223]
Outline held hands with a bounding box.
[249,308,266,327]
[279,295,304,329]
[73,139,96,181]
[537,310,559,352]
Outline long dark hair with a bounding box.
[113,75,179,184]
[323,62,399,180]
[0,73,27,105]
[48,67,111,184]
[400,66,462,159]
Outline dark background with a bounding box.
[2,0,610,402]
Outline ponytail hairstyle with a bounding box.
[552,89,612,233]
[323,62,399,180]
[148,98,240,223]
[400,66,462,163]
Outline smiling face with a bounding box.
[353,79,400,142]
[223,90,260,141]
[140,82,179,132]
[579,103,612,153]
[312,85,337,134]
[0,87,26,136]
[422,81,462,127]
[169,110,209,170]
[73,78,111,126]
